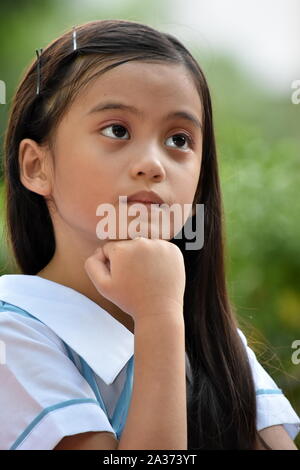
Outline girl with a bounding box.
[0,19,299,450]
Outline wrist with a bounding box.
[134,294,183,315]
[134,305,184,329]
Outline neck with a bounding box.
[37,251,135,334]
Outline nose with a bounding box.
[130,150,166,182]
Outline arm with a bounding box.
[118,311,187,450]
[56,239,188,450]
[55,309,187,450]
[56,312,299,450]
[255,425,299,450]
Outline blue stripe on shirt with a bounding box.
[256,389,283,395]
[10,398,101,449]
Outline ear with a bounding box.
[18,138,53,196]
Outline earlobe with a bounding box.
[18,138,52,196]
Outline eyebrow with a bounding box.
[86,101,202,130]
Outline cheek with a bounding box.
[51,152,113,228]
[177,163,200,203]
[177,164,201,220]
[189,158,201,197]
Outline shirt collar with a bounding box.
[0,274,134,385]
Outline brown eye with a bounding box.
[100,123,194,150]
[100,124,129,139]
[165,134,193,150]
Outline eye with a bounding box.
[165,134,193,150]
[99,123,194,150]
[100,124,129,140]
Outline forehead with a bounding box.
[69,61,203,120]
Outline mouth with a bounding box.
[127,200,162,207]
[126,190,165,206]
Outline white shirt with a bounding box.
[0,274,299,450]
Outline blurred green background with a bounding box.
[0,0,299,448]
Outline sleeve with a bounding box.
[237,328,300,441]
[0,310,117,450]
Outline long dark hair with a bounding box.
[3,19,270,449]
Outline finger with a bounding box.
[84,246,111,287]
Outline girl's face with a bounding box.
[44,61,203,245]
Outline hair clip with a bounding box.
[72,25,77,51]
[36,48,43,95]
[35,27,76,95]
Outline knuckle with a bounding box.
[84,257,93,269]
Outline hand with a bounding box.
[84,237,186,322]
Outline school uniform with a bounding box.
[0,274,299,450]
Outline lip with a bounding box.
[126,190,165,205]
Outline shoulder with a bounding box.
[237,327,300,442]
[0,300,66,350]
[0,301,116,450]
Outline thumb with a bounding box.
[84,246,111,292]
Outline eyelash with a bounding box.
[99,123,195,150]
